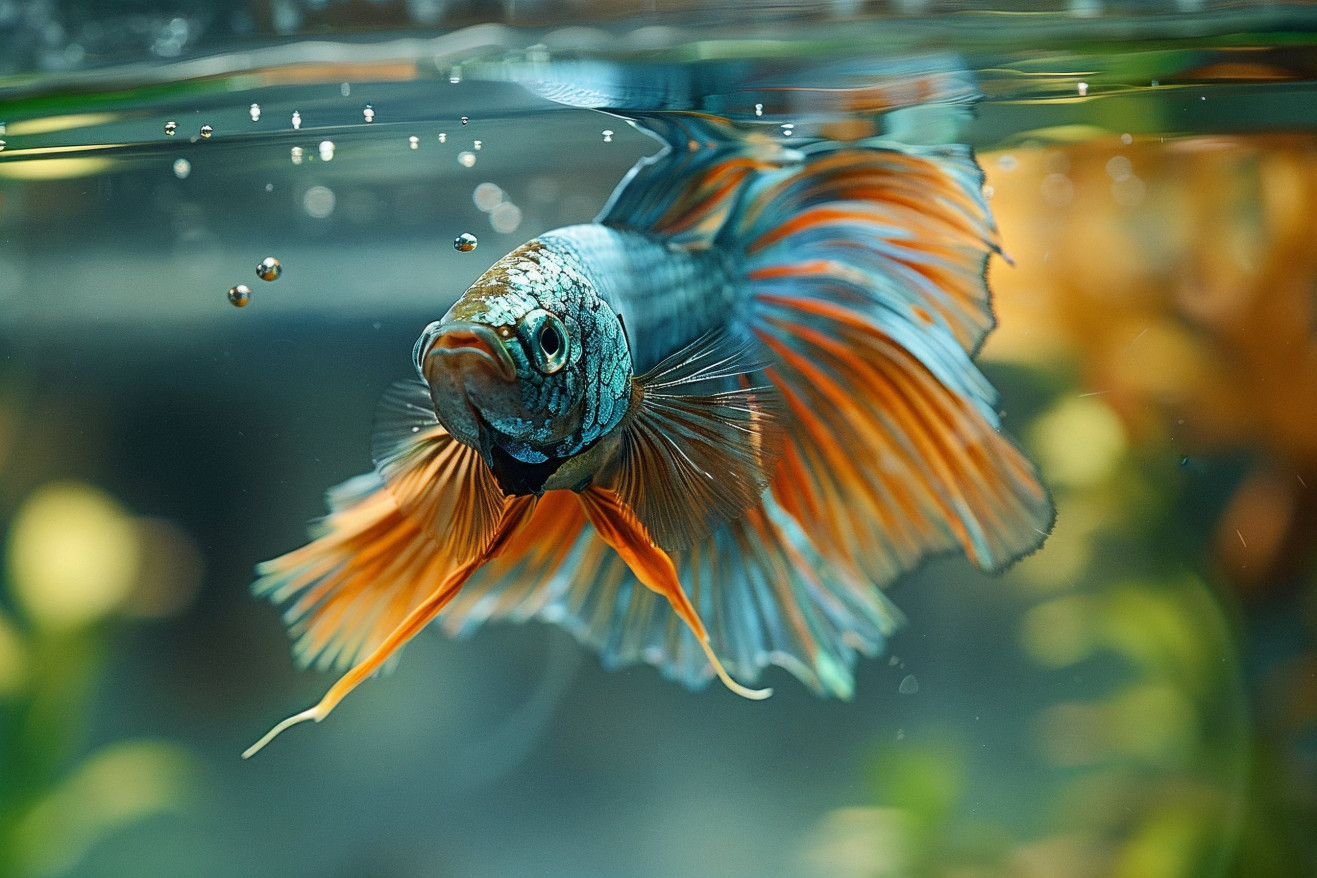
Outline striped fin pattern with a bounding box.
[734,142,1053,584]
[253,388,506,673]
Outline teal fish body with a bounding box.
[246,62,1056,755]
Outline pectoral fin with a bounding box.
[602,329,784,552]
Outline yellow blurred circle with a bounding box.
[7,482,140,630]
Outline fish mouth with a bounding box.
[423,320,517,383]
[420,319,520,451]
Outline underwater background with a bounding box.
[1,1,1316,876]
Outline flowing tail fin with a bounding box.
[725,138,1054,590]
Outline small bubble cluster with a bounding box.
[409,136,419,149]
[228,284,252,307]
[754,103,763,117]
[290,146,303,165]
[291,111,302,130]
[454,232,478,252]
[781,123,794,137]
[363,104,375,123]
[164,120,178,136]
[256,257,282,281]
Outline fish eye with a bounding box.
[524,310,569,374]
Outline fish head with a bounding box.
[415,243,633,477]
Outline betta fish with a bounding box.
[243,66,1053,757]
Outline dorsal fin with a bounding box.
[595,113,791,247]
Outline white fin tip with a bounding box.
[242,706,322,759]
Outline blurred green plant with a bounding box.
[0,482,196,878]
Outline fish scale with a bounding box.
[540,225,738,375]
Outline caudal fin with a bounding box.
[727,139,1054,587]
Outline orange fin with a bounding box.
[602,329,783,552]
[245,495,537,758]
[254,383,506,674]
[371,379,506,554]
[576,486,771,701]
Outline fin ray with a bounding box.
[371,379,506,557]
[601,329,784,552]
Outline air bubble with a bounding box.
[200,124,213,138]
[318,140,335,162]
[0,140,6,152]
[754,103,763,116]
[473,182,504,212]
[340,82,351,97]
[1040,173,1074,207]
[898,674,919,695]
[172,158,191,179]
[1121,132,1133,145]
[460,116,469,125]
[290,146,303,165]
[449,67,462,84]
[363,104,375,123]
[602,129,613,142]
[291,111,302,130]
[454,232,478,252]
[164,121,177,136]
[249,103,261,122]
[458,151,476,168]
[438,132,447,143]
[256,257,282,281]
[409,136,419,149]
[490,202,522,234]
[228,284,252,307]
[302,185,336,219]
[1077,81,1089,96]
[1105,155,1133,182]
[781,123,794,137]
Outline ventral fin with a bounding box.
[371,379,506,563]
[599,329,784,552]
[575,486,771,701]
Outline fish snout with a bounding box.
[420,321,517,384]
[418,320,521,450]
